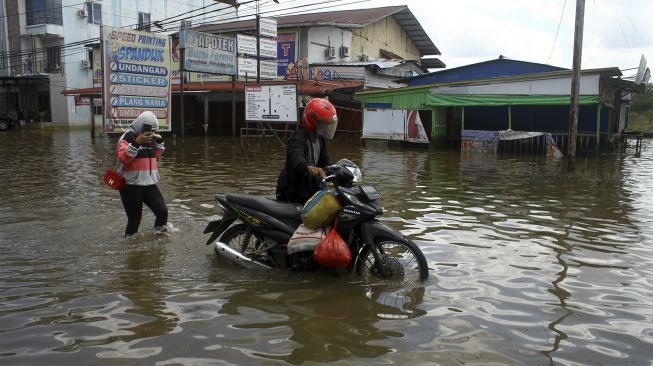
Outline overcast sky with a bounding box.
[335,0,652,79]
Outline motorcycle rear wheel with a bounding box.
[355,238,429,284]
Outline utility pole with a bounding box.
[256,13,260,84]
[180,47,185,147]
[566,0,585,171]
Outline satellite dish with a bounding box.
[635,54,647,84]
[643,68,651,84]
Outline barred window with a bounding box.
[138,12,151,31]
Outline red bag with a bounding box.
[103,169,125,190]
[103,146,125,190]
[313,222,351,268]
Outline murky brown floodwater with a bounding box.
[1,129,652,365]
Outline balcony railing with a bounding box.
[22,58,65,75]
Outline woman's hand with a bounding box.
[135,132,152,145]
[307,166,326,178]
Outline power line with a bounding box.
[2,0,371,64]
[616,0,645,44]
[546,0,567,63]
[163,0,372,32]
[610,0,631,51]
[1,1,87,21]
[0,1,233,60]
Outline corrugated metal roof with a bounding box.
[193,6,439,56]
[310,60,418,69]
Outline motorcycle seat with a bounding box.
[226,194,302,219]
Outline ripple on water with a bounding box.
[1,132,653,365]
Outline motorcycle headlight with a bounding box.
[347,166,362,183]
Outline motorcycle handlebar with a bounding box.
[322,174,336,184]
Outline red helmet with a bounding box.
[302,98,338,139]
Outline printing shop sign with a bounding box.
[102,26,172,133]
[180,30,236,75]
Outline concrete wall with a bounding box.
[351,16,421,62]
[428,75,601,96]
[306,26,352,64]
[0,0,8,76]
[5,0,23,75]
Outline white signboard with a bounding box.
[180,30,236,75]
[259,38,277,58]
[362,109,429,143]
[259,17,277,38]
[237,34,257,55]
[237,34,277,58]
[245,84,297,122]
[238,57,277,79]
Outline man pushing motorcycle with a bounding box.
[276,98,338,204]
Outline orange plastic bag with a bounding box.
[313,221,351,268]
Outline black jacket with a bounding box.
[276,130,329,204]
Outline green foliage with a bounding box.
[630,83,653,113]
[627,112,653,132]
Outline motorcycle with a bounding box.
[204,159,429,283]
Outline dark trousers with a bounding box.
[119,184,168,236]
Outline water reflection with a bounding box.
[1,131,653,365]
[203,268,426,364]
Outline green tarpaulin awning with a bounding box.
[424,94,599,107]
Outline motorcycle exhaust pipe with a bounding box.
[214,241,271,270]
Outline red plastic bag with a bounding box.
[313,222,351,268]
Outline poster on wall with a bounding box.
[92,46,102,88]
[277,30,298,77]
[245,84,297,122]
[362,109,429,143]
[102,26,172,132]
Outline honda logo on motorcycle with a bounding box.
[342,208,360,216]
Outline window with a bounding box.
[26,0,63,26]
[46,46,62,74]
[138,12,151,31]
[87,2,101,25]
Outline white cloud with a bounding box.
[335,0,653,72]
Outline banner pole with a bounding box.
[180,48,185,147]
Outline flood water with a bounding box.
[1,129,652,365]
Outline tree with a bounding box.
[630,83,653,113]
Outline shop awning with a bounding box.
[62,80,364,97]
[424,94,600,107]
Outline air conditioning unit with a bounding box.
[339,46,349,58]
[81,59,91,69]
[78,9,87,17]
[325,47,336,59]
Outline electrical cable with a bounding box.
[546,0,567,63]
[1,0,342,60]
[3,0,372,71]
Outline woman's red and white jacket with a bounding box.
[115,131,165,186]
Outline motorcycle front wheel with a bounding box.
[355,238,429,284]
[217,223,259,255]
